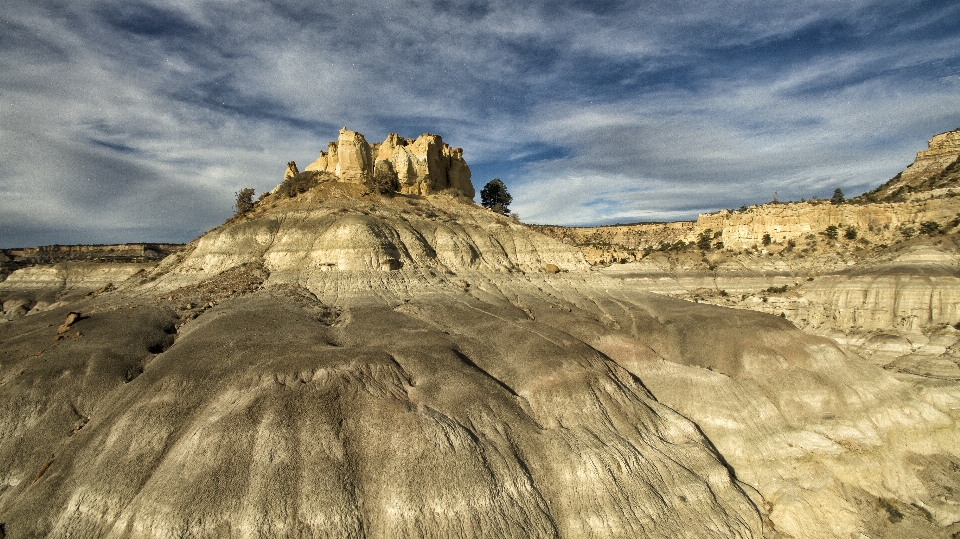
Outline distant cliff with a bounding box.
[538,129,960,263]
[862,127,960,202]
[1,243,184,266]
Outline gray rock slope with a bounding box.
[1,191,959,538]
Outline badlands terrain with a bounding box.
[1,127,960,538]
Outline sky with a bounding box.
[2,0,960,247]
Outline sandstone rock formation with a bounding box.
[696,197,960,250]
[862,127,960,202]
[304,128,474,198]
[897,128,960,185]
[2,188,959,538]
[284,160,299,182]
[538,130,960,259]
[540,196,960,257]
[3,129,960,538]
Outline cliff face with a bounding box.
[303,128,475,198]
[863,127,960,202]
[540,196,960,263]
[695,197,960,249]
[894,128,960,186]
[540,129,960,260]
[0,244,183,298]
[1,244,182,265]
[535,136,960,341]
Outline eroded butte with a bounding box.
[2,128,960,539]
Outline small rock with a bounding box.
[57,312,81,334]
[85,283,114,298]
[544,264,560,274]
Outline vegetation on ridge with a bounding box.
[235,188,255,215]
[480,178,513,215]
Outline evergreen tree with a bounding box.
[831,188,845,205]
[480,178,513,215]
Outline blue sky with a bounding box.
[2,0,959,247]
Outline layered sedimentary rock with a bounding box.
[793,262,960,333]
[1,244,182,265]
[899,128,960,185]
[4,127,960,538]
[304,128,474,198]
[0,262,152,321]
[695,197,960,249]
[539,130,960,258]
[540,196,960,259]
[2,189,960,538]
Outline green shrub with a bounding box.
[824,225,839,240]
[368,168,399,195]
[235,188,255,215]
[697,229,714,250]
[920,221,942,235]
[844,226,857,240]
[278,171,333,198]
[877,498,904,523]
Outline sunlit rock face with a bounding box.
[304,128,475,198]
[899,128,960,185]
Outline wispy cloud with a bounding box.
[1,0,959,245]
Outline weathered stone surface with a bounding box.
[283,160,299,181]
[333,128,373,182]
[1,244,182,265]
[4,128,960,539]
[900,128,960,184]
[695,198,960,249]
[297,128,474,198]
[304,141,339,174]
[540,196,960,258]
[147,194,589,287]
[56,311,80,334]
[0,262,150,321]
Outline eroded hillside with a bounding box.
[1,128,960,538]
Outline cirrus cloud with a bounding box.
[1,0,959,245]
